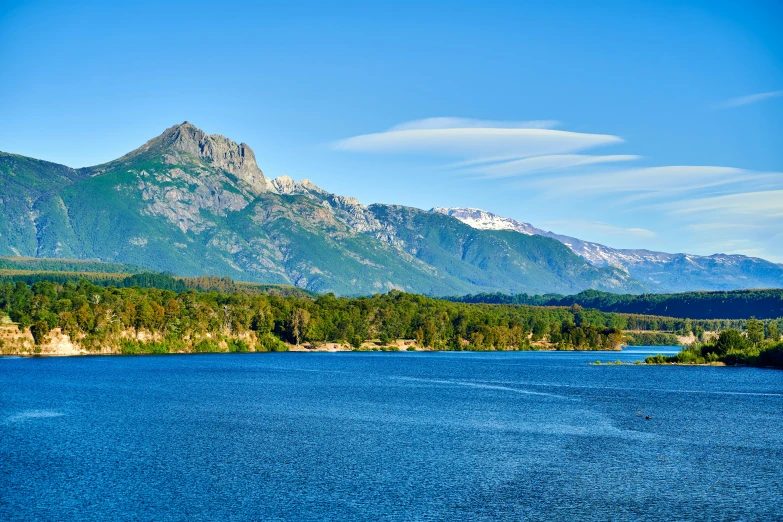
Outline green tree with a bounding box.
[289,308,310,346]
[693,325,705,341]
[745,317,764,345]
[30,320,50,345]
[705,329,749,357]
[766,322,779,342]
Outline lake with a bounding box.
[1,348,782,521]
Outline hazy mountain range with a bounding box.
[1,121,780,295]
[433,208,783,293]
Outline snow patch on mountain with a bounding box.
[432,207,783,292]
[431,207,536,235]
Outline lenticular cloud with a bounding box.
[334,119,623,160]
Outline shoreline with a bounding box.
[1,325,625,357]
[1,344,628,358]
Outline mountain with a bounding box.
[433,207,783,292]
[0,122,644,296]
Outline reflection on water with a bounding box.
[1,351,781,521]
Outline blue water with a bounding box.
[1,348,782,521]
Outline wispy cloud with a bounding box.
[684,223,761,233]
[389,117,560,131]
[333,116,783,261]
[538,219,656,239]
[334,118,622,160]
[665,190,783,217]
[713,90,783,109]
[658,191,783,261]
[465,154,640,178]
[531,166,777,199]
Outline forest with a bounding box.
[0,279,698,355]
[0,270,314,297]
[646,319,783,369]
[449,288,783,320]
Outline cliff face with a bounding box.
[162,122,267,195]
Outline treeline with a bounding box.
[185,275,316,297]
[0,280,675,354]
[0,271,315,298]
[0,256,143,274]
[449,288,783,320]
[624,332,681,346]
[0,270,130,287]
[647,319,783,369]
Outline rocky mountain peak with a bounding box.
[157,122,267,195]
[269,175,327,195]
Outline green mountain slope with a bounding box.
[0,122,647,295]
[0,153,91,256]
[364,204,644,295]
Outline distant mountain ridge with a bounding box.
[432,207,783,292]
[0,122,644,296]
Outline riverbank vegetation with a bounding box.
[0,279,686,355]
[450,288,783,320]
[623,332,681,346]
[645,319,783,369]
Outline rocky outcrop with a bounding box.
[137,167,250,233]
[267,176,391,236]
[268,174,297,194]
[268,175,326,195]
[163,122,267,195]
[0,326,84,356]
[105,122,268,195]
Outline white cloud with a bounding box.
[334,118,622,160]
[531,166,777,198]
[466,154,640,178]
[332,116,783,261]
[388,117,560,131]
[660,191,783,262]
[538,219,656,238]
[684,223,761,232]
[713,90,783,109]
[666,190,783,217]
[334,128,622,159]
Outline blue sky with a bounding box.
[1,0,782,261]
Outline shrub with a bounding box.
[756,343,783,368]
[30,320,50,345]
[645,354,673,364]
[672,345,705,364]
[227,339,250,353]
[120,339,139,355]
[120,339,173,355]
[257,333,288,352]
[194,339,221,353]
[703,329,749,357]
